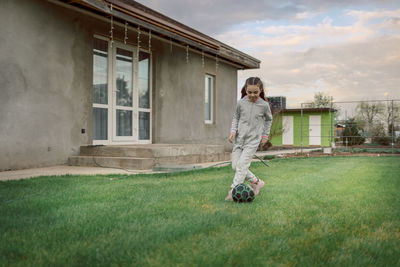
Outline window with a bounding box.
[205,74,215,124]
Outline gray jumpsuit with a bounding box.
[230,96,273,188]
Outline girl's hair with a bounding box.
[240,77,267,101]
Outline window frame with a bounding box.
[204,74,215,124]
[92,35,152,145]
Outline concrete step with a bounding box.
[79,144,225,157]
[156,152,230,165]
[68,156,155,170]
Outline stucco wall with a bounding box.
[0,0,239,171]
[0,0,92,170]
[151,40,237,147]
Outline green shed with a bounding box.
[270,108,335,148]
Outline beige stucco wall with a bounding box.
[0,0,238,170]
[0,0,92,170]
[151,40,238,146]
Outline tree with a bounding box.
[342,118,365,145]
[371,122,390,145]
[308,92,332,108]
[383,101,400,136]
[304,92,340,119]
[355,102,385,139]
[355,102,385,126]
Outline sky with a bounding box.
[135,0,400,107]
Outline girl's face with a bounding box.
[246,85,261,102]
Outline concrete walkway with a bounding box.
[0,148,320,181]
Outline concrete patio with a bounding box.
[0,148,320,181]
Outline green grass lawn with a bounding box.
[1,156,400,266]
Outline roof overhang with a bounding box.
[53,0,261,69]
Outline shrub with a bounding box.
[342,118,365,145]
[371,123,391,145]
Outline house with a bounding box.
[0,0,260,171]
[268,96,286,111]
[269,108,335,148]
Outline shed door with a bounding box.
[282,116,294,145]
[309,115,321,146]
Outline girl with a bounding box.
[225,77,273,201]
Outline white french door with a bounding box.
[92,36,151,145]
[112,44,135,142]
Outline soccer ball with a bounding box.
[232,183,255,203]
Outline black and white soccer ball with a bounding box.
[232,183,255,203]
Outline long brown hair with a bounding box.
[240,77,267,101]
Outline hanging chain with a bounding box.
[109,3,114,48]
[148,30,152,51]
[215,54,219,71]
[186,45,189,64]
[137,25,141,60]
[137,25,141,48]
[170,38,173,53]
[124,21,128,44]
[202,51,205,68]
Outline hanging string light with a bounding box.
[148,30,152,51]
[137,25,141,60]
[186,45,189,64]
[109,3,114,48]
[124,21,128,44]
[202,51,205,68]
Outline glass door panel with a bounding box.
[117,110,133,136]
[139,51,150,109]
[114,46,135,140]
[93,107,108,140]
[139,111,150,140]
[93,38,109,142]
[138,51,151,141]
[116,48,133,107]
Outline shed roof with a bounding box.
[55,0,261,69]
[281,108,336,113]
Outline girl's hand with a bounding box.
[229,132,236,143]
[260,137,269,146]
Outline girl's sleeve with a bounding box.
[262,103,273,138]
[230,102,240,134]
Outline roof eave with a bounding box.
[74,0,260,69]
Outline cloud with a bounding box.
[240,35,400,107]
[135,0,398,35]
[230,7,400,106]
[218,8,400,54]
[136,1,400,106]
[135,0,304,34]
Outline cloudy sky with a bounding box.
[136,0,400,107]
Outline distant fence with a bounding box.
[300,99,400,154]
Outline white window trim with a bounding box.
[205,74,215,124]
